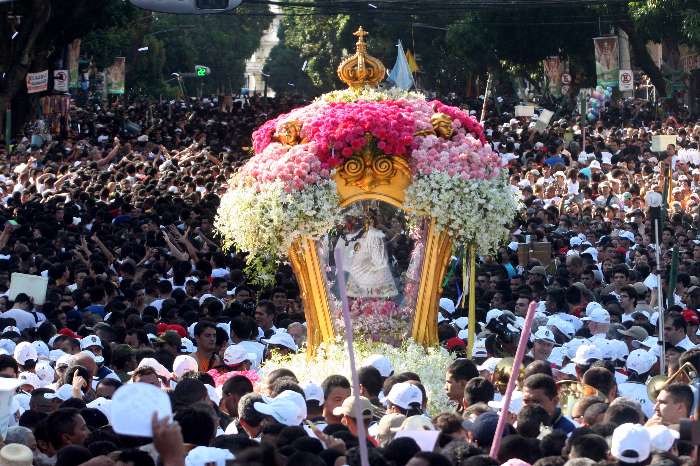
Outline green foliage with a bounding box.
[628,0,699,46]
[82,4,272,97]
[263,44,317,96]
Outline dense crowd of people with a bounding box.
[0,91,697,466]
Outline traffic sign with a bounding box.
[561,85,571,94]
[561,73,572,85]
[619,70,633,91]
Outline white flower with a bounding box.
[404,170,519,254]
[263,338,455,415]
[215,179,344,283]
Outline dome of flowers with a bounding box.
[216,29,519,283]
[215,86,519,282]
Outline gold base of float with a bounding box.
[288,237,335,357]
[289,153,453,355]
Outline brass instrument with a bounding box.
[557,380,606,417]
[647,362,697,402]
[493,357,525,394]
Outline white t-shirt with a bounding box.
[618,381,654,419]
[676,335,696,351]
[1,309,37,331]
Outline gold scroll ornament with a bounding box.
[335,150,411,208]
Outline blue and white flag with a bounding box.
[387,40,414,90]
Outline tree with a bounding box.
[82,4,272,97]
[263,42,316,96]
[0,0,131,137]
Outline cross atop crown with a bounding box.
[353,26,368,43]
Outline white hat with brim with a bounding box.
[611,423,651,463]
[646,425,679,453]
[261,332,298,352]
[0,444,33,466]
[572,343,603,365]
[253,398,303,426]
[185,446,234,466]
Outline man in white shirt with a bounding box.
[2,294,38,331]
[617,349,655,419]
[664,311,696,351]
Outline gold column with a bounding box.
[288,237,335,356]
[411,220,453,346]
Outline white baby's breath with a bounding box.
[263,338,455,415]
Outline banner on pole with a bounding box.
[106,57,126,95]
[53,69,69,92]
[542,56,567,97]
[619,69,633,91]
[26,70,49,94]
[67,39,81,89]
[593,36,620,88]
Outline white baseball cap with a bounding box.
[585,302,604,316]
[454,317,468,330]
[269,390,307,420]
[56,353,72,369]
[364,354,394,378]
[172,355,198,378]
[262,332,298,352]
[477,357,501,373]
[80,335,103,350]
[386,382,423,410]
[253,397,304,426]
[0,339,16,356]
[130,357,171,379]
[18,371,42,389]
[35,360,55,386]
[582,307,610,324]
[572,343,603,365]
[49,349,69,362]
[223,345,254,366]
[185,446,234,466]
[611,423,651,463]
[439,298,456,314]
[301,382,324,405]
[626,349,656,375]
[482,309,504,327]
[570,237,583,247]
[618,230,635,243]
[14,342,37,365]
[531,327,558,345]
[180,337,196,354]
[646,425,679,452]
[547,317,575,339]
[31,341,50,360]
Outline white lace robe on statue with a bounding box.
[346,226,398,298]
